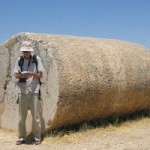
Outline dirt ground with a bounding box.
[0,117,150,150]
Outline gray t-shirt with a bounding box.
[14,55,44,94]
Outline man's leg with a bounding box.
[29,93,41,143]
[18,94,28,139]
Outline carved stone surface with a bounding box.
[0,32,150,132]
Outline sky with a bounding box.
[0,0,150,48]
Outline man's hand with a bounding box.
[15,71,42,79]
[15,73,26,79]
[30,71,42,79]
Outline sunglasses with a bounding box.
[23,51,31,53]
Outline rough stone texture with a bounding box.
[0,32,150,132]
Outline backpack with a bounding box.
[17,55,42,101]
[18,55,38,72]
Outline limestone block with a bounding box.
[0,32,150,132]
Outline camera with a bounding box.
[19,78,26,83]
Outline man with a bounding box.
[14,41,44,145]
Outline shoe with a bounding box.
[16,138,26,145]
[34,137,41,145]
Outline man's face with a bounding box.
[23,51,31,59]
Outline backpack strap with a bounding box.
[18,55,32,72]
[32,55,42,100]
[18,56,24,72]
[32,55,38,71]
[32,55,42,85]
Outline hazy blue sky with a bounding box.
[0,0,150,48]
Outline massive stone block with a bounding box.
[0,32,150,132]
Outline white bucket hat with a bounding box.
[20,41,34,52]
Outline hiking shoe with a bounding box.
[34,137,41,145]
[16,138,26,145]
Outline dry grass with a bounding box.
[44,117,150,144]
[0,110,149,150]
[44,109,150,144]
[0,109,149,141]
[0,128,17,135]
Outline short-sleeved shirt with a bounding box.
[14,55,44,94]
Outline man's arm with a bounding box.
[15,71,42,79]
[32,71,43,79]
[15,73,26,79]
